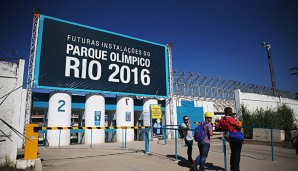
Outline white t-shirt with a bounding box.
[181,122,193,141]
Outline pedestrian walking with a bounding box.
[216,107,243,171]
[181,115,194,163]
[192,112,213,171]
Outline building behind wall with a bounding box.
[0,59,26,163]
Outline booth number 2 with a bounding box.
[58,100,66,112]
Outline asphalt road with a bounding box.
[36,136,298,171]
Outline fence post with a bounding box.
[144,128,149,153]
[271,128,274,161]
[121,129,124,148]
[58,129,61,148]
[164,127,168,145]
[90,129,93,148]
[222,137,227,171]
[124,128,127,148]
[144,128,147,153]
[44,131,47,147]
[175,129,178,161]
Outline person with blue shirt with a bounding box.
[192,112,213,171]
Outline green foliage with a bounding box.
[239,104,296,139]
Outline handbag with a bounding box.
[229,131,244,142]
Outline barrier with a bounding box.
[161,125,182,161]
[161,124,277,168]
[24,125,150,160]
[26,123,279,166]
[33,126,148,132]
[24,124,39,160]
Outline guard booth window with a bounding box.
[71,108,84,144]
[31,107,47,146]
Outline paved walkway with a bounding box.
[37,136,298,171]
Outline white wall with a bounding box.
[202,101,214,116]
[0,60,25,163]
[235,89,298,126]
[17,89,27,149]
[165,98,178,139]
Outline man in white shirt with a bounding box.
[181,115,194,163]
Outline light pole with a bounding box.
[262,42,277,96]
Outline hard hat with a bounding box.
[204,112,212,118]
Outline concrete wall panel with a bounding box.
[0,60,25,163]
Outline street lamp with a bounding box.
[262,42,277,96]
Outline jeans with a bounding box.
[195,142,210,171]
[185,140,193,160]
[229,141,243,171]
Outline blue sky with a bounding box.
[1,0,297,93]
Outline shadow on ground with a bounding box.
[189,163,225,171]
[166,155,225,171]
[166,155,192,168]
[204,163,225,171]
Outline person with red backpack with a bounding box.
[216,107,243,171]
[191,112,213,171]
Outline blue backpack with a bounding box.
[194,122,208,142]
[229,131,244,142]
